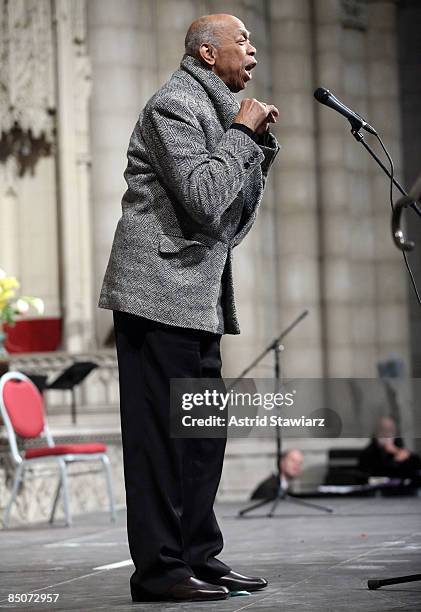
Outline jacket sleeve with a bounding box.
[257,130,281,182]
[141,94,266,227]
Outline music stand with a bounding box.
[22,373,49,394]
[47,361,98,424]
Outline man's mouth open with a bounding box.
[244,61,257,81]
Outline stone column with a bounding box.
[54,0,94,351]
[367,1,410,369]
[155,0,204,83]
[0,185,20,278]
[313,0,356,377]
[340,3,377,377]
[88,0,158,346]
[271,0,323,377]
[367,1,412,444]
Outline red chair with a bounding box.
[0,371,116,527]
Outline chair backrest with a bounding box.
[0,371,50,464]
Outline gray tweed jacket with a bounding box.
[98,54,280,334]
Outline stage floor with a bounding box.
[0,497,420,611]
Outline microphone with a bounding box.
[314,87,377,135]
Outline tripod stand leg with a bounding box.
[267,492,285,517]
[238,492,334,517]
[71,389,77,424]
[368,573,421,590]
[238,497,275,517]
[285,494,333,513]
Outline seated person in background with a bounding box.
[250,449,304,499]
[359,416,421,480]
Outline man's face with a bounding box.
[281,451,304,480]
[377,416,396,440]
[210,18,257,92]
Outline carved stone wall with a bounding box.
[0,0,56,147]
[0,0,94,350]
[0,0,59,317]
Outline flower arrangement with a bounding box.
[0,268,44,357]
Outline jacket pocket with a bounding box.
[157,233,210,281]
[158,234,207,254]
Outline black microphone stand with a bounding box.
[348,124,421,591]
[350,123,421,218]
[234,310,333,517]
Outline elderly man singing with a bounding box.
[99,13,280,603]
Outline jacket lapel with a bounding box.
[180,54,239,131]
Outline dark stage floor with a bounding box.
[0,497,420,611]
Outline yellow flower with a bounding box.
[0,289,17,301]
[0,277,19,291]
[0,289,16,300]
[0,270,43,323]
[0,276,19,306]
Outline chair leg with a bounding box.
[58,460,72,526]
[101,455,116,522]
[2,463,24,528]
[49,475,62,524]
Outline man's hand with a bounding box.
[395,448,411,462]
[381,439,411,463]
[382,439,399,455]
[234,98,279,135]
[255,104,279,135]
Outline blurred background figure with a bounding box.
[359,416,421,480]
[250,449,304,500]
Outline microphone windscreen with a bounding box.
[314,87,329,102]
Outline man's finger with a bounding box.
[266,105,279,118]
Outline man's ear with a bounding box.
[198,43,216,67]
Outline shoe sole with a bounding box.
[131,593,230,603]
[197,576,268,593]
[204,583,268,593]
[232,584,268,592]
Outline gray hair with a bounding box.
[184,18,223,58]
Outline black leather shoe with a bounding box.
[208,570,268,592]
[131,576,230,602]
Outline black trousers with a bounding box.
[113,310,230,594]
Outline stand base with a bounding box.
[368,573,421,590]
[238,490,333,517]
